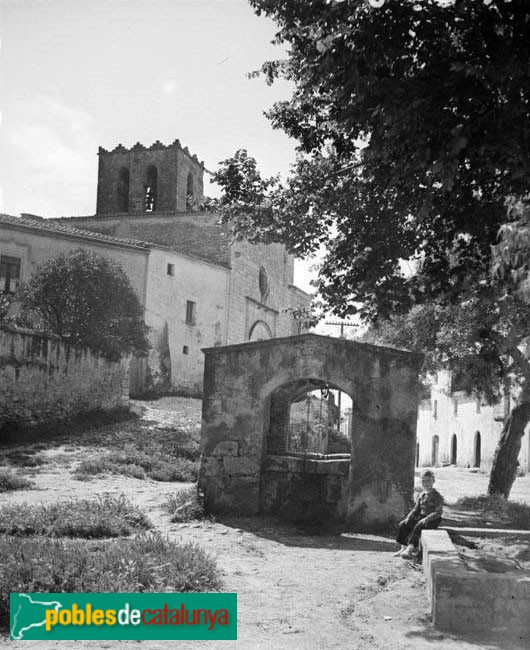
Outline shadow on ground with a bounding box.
[217,515,398,552]
[406,625,529,650]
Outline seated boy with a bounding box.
[395,469,444,559]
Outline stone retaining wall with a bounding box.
[0,325,130,432]
[260,454,350,523]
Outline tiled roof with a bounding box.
[0,213,151,251]
[54,212,233,268]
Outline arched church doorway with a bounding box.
[248,320,272,341]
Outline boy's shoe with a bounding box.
[393,548,404,557]
[400,545,418,559]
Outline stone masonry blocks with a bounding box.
[422,529,530,642]
[96,141,204,214]
[0,326,130,431]
[199,333,423,528]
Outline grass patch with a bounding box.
[1,450,47,467]
[0,533,221,631]
[456,495,530,529]
[73,443,198,483]
[0,469,34,492]
[165,486,204,523]
[0,406,136,447]
[0,495,150,538]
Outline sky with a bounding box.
[0,0,297,209]
[0,0,349,313]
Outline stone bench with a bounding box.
[421,529,530,641]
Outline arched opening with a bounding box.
[117,167,130,212]
[144,165,158,212]
[473,431,481,468]
[186,172,194,209]
[431,435,439,467]
[249,320,272,341]
[450,434,457,465]
[415,442,420,468]
[267,378,352,458]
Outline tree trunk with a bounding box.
[487,400,530,499]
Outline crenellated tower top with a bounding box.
[96,138,204,214]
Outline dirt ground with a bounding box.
[2,397,530,650]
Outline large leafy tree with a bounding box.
[214,0,530,497]
[17,249,149,362]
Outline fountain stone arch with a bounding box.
[199,333,423,529]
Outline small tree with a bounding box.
[17,249,149,362]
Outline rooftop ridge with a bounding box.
[53,210,222,222]
[98,138,204,166]
[0,213,151,252]
[1,213,231,269]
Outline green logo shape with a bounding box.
[10,593,237,640]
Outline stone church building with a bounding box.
[0,139,310,395]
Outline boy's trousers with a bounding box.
[396,516,442,547]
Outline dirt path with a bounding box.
[1,398,527,650]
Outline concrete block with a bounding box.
[422,529,530,641]
[422,529,459,555]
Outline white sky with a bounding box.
[0,0,339,302]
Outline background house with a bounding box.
[416,370,530,474]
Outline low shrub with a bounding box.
[150,458,198,482]
[0,533,221,631]
[3,450,47,467]
[73,458,112,476]
[0,495,151,538]
[165,486,204,523]
[456,494,530,529]
[0,469,34,492]
[73,445,198,483]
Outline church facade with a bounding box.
[0,139,311,395]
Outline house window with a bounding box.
[432,399,438,420]
[0,255,21,294]
[185,300,196,325]
[183,345,189,355]
[453,399,458,417]
[167,263,174,276]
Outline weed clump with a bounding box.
[0,533,221,631]
[2,450,47,467]
[456,494,530,529]
[73,443,198,483]
[0,469,34,492]
[165,486,204,523]
[0,495,150,538]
